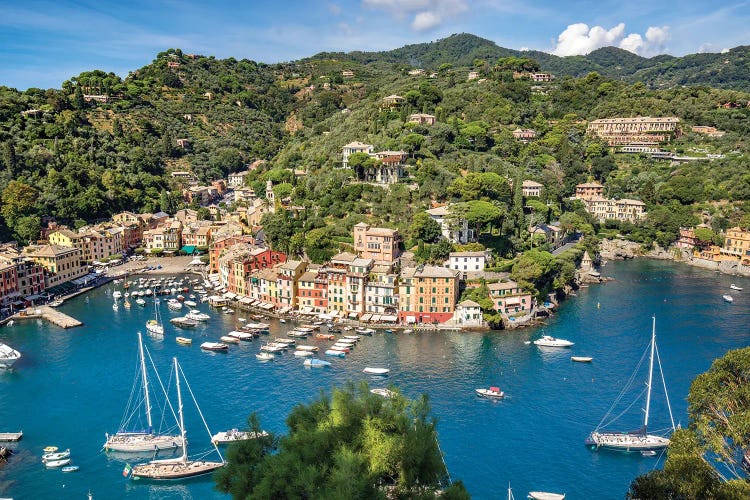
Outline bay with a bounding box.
[0,259,748,499]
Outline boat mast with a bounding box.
[173,357,187,463]
[643,316,656,432]
[138,332,153,433]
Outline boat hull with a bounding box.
[104,434,184,452]
[586,432,670,452]
[131,460,224,480]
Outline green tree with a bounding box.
[214,382,462,499]
[1,181,38,229]
[409,212,442,244]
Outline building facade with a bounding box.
[353,223,400,263]
[487,280,532,315]
[587,117,680,146]
[398,266,459,324]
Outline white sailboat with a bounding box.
[130,357,225,480]
[104,332,183,452]
[146,295,164,336]
[586,316,675,452]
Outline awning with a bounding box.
[318,312,334,320]
[239,297,253,305]
[181,245,196,254]
[361,313,373,322]
[406,316,416,324]
[223,292,237,299]
[189,257,203,266]
[371,314,381,322]
[381,315,398,323]
[262,303,275,310]
[348,312,358,319]
[25,294,43,301]
[278,306,291,314]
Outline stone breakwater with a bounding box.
[600,238,750,277]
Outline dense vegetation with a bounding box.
[214,382,469,499]
[1,36,750,293]
[628,347,750,499]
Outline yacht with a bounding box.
[475,387,505,399]
[730,284,743,291]
[723,294,734,303]
[533,335,574,347]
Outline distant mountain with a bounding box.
[312,33,750,91]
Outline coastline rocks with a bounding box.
[600,238,642,260]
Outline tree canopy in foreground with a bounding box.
[215,382,470,499]
[628,347,750,499]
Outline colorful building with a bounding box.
[24,245,86,288]
[353,223,400,263]
[487,280,532,315]
[398,266,460,324]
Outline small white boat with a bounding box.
[296,345,319,352]
[528,492,565,500]
[641,450,657,457]
[220,335,240,344]
[363,367,389,375]
[723,294,734,303]
[170,317,197,328]
[370,388,395,398]
[223,308,234,314]
[304,358,331,368]
[571,356,593,363]
[176,337,192,345]
[325,349,346,357]
[256,352,275,361]
[730,284,743,291]
[330,345,350,353]
[186,310,211,321]
[403,329,413,334]
[6,320,14,327]
[112,291,122,299]
[533,335,574,347]
[61,465,80,472]
[293,350,313,357]
[227,331,254,341]
[279,318,287,323]
[475,387,504,399]
[167,299,183,311]
[45,457,72,468]
[42,448,70,462]
[0,342,22,369]
[200,342,228,352]
[343,335,361,341]
[260,344,284,353]
[212,429,269,444]
[135,298,146,307]
[112,302,119,311]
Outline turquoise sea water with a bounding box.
[0,259,748,499]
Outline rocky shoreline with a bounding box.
[600,238,750,277]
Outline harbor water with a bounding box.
[0,259,748,499]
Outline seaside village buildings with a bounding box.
[574,181,647,223]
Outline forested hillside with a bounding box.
[0,39,749,259]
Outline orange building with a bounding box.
[575,182,605,201]
[398,266,459,324]
[353,223,400,263]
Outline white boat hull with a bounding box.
[586,431,670,451]
[105,433,184,452]
[131,460,224,479]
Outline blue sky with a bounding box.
[1,0,748,90]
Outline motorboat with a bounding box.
[343,335,361,341]
[186,310,211,321]
[329,345,350,353]
[211,429,269,445]
[363,367,390,375]
[274,338,296,346]
[167,299,183,311]
[200,342,228,352]
[135,298,146,307]
[315,333,335,340]
[403,329,413,334]
[723,294,734,303]
[476,387,505,399]
[370,388,395,398]
[260,344,284,353]
[130,358,225,480]
[170,317,197,329]
[256,352,275,361]
[296,345,319,352]
[304,358,331,368]
[176,337,192,345]
[220,335,240,344]
[0,342,22,369]
[533,335,574,347]
[293,350,314,357]
[528,492,565,500]
[356,328,375,336]
[45,457,72,468]
[571,356,593,363]
[730,284,743,291]
[42,448,70,462]
[325,349,346,357]
[104,333,183,452]
[279,318,287,323]
[112,291,122,299]
[61,465,79,473]
[227,331,254,341]
[183,300,197,307]
[288,330,310,338]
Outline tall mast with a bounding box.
[174,357,187,463]
[644,316,656,430]
[138,332,153,432]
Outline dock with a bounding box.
[12,306,82,329]
[0,431,23,442]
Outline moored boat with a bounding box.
[42,448,70,462]
[370,388,395,398]
[304,358,331,368]
[293,350,313,357]
[256,352,275,361]
[325,349,346,357]
[170,316,198,329]
[363,367,389,375]
[0,342,22,369]
[476,387,504,399]
[227,331,254,341]
[176,337,192,346]
[211,429,269,444]
[61,465,79,473]
[533,335,574,347]
[315,333,335,340]
[730,284,743,291]
[201,342,228,352]
[527,492,565,500]
[45,457,71,468]
[220,335,240,344]
[723,294,734,303]
[571,356,593,363]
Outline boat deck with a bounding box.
[132,460,224,479]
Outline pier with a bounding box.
[12,306,82,329]
[0,432,23,442]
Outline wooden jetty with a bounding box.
[0,431,23,442]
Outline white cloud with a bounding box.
[551,22,670,57]
[328,3,342,16]
[721,47,730,54]
[362,0,467,31]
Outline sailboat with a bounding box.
[586,316,675,452]
[104,332,183,452]
[130,357,225,479]
[145,295,164,336]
